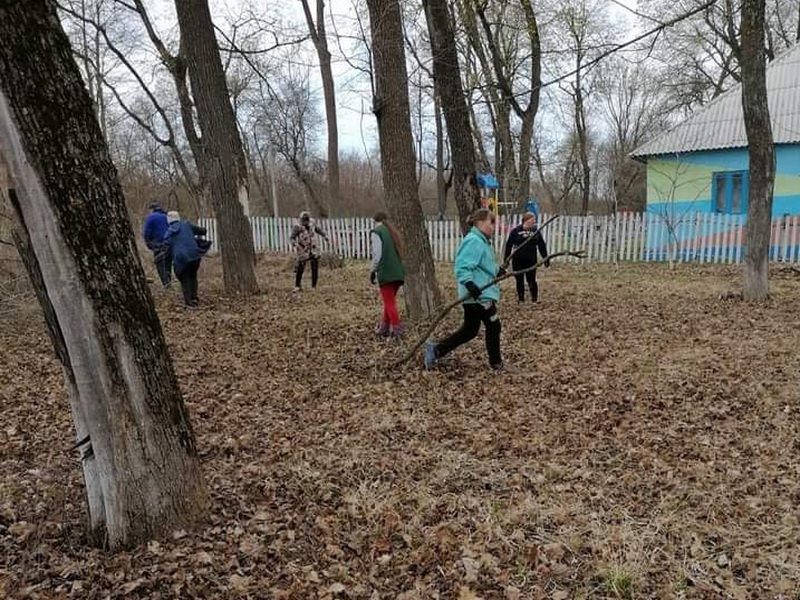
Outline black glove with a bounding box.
[497,266,507,278]
[544,259,551,268]
[464,281,482,300]
[370,271,377,285]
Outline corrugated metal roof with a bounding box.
[631,43,800,159]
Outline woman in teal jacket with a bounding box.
[425,208,504,371]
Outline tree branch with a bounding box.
[395,248,587,367]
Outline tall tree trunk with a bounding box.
[575,72,591,215]
[457,0,518,202]
[469,100,491,172]
[173,0,259,295]
[0,0,206,549]
[740,0,775,301]
[424,0,479,230]
[516,0,542,209]
[433,93,447,219]
[300,0,340,208]
[496,104,518,204]
[366,0,441,320]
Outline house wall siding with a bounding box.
[646,145,800,217]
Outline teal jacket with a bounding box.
[454,227,500,303]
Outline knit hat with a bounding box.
[167,211,180,224]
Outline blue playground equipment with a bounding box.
[525,199,540,216]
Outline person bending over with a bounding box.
[163,211,207,307]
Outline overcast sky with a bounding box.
[149,0,639,155]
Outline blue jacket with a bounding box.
[454,227,500,303]
[143,210,169,250]
[163,220,206,276]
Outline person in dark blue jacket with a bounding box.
[503,211,549,302]
[162,211,208,307]
[142,201,172,287]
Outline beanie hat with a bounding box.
[148,200,162,211]
[167,211,180,224]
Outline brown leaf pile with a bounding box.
[1,257,799,599]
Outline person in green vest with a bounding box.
[370,212,406,338]
[425,208,505,371]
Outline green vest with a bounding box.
[374,224,406,284]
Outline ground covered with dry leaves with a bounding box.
[2,256,800,600]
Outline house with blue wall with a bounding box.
[630,44,800,258]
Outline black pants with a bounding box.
[513,259,538,302]
[152,247,172,286]
[177,259,200,306]
[295,256,319,288]
[436,302,502,366]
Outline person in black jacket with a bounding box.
[503,212,549,303]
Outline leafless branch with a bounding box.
[396,246,587,368]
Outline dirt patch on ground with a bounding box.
[1,257,799,599]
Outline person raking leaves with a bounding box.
[503,211,549,303]
[291,211,328,292]
[424,208,506,372]
[370,212,406,338]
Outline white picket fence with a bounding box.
[197,212,800,264]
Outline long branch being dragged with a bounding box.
[395,249,588,367]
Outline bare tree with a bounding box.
[254,70,328,217]
[642,0,799,111]
[60,0,110,135]
[423,0,480,227]
[57,0,212,216]
[300,0,340,207]
[0,0,206,548]
[477,0,542,207]
[740,0,775,300]
[456,0,518,202]
[552,0,607,215]
[401,5,451,217]
[174,0,259,295]
[599,60,670,212]
[366,0,441,320]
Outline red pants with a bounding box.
[379,282,402,327]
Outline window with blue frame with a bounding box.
[711,171,748,214]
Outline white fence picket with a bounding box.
[195,212,800,265]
